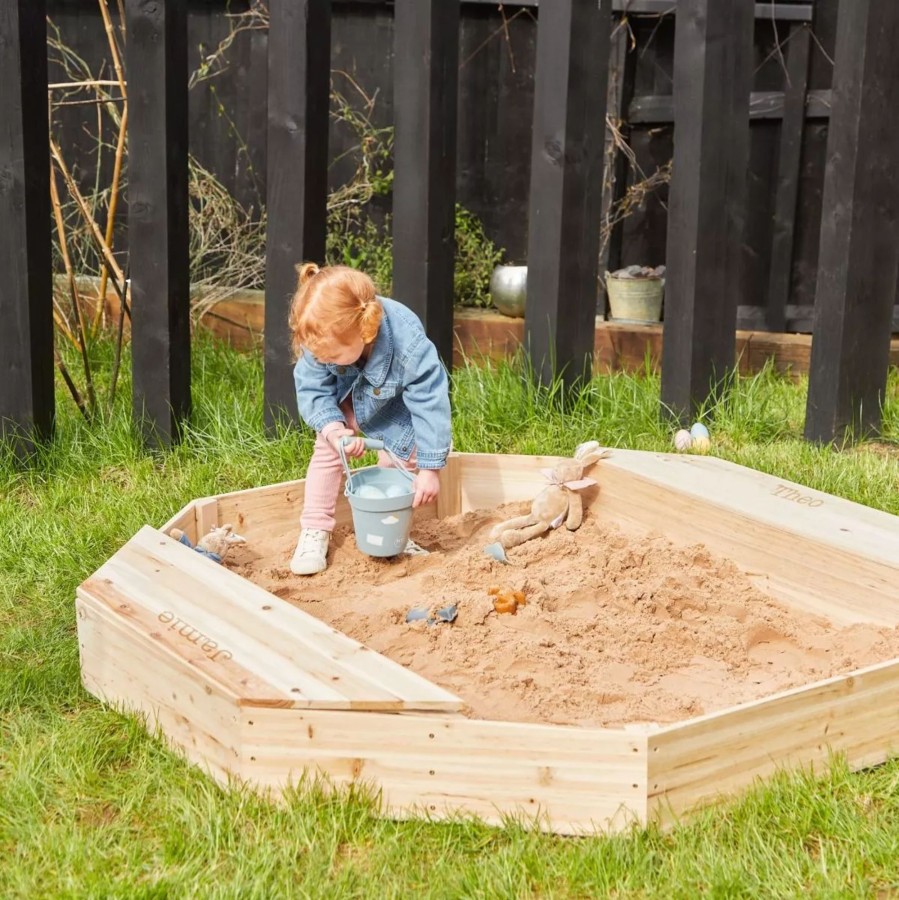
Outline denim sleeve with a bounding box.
[293,353,346,433]
[401,336,452,469]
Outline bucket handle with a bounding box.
[337,436,417,495]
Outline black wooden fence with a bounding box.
[44,0,852,332]
[3,0,899,454]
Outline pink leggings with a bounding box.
[301,400,416,532]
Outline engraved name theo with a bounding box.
[771,484,823,508]
[157,610,233,662]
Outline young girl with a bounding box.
[289,263,452,575]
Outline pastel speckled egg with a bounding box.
[692,435,711,454]
[383,483,410,498]
[690,422,710,441]
[673,429,693,451]
[355,484,386,499]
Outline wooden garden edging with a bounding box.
[75,279,899,380]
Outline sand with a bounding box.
[228,503,899,728]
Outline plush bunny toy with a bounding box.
[169,524,246,564]
[488,441,610,551]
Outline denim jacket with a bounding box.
[293,297,452,469]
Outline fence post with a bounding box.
[393,0,460,367]
[264,0,331,427]
[525,0,611,388]
[660,0,754,421]
[126,0,191,447]
[805,0,899,443]
[766,22,811,333]
[0,0,53,456]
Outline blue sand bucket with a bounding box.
[339,438,416,557]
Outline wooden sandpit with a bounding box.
[76,450,899,834]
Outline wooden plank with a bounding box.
[463,0,814,18]
[596,450,899,627]
[804,0,899,443]
[195,497,219,538]
[0,0,54,455]
[215,478,307,540]
[648,657,899,826]
[90,277,899,379]
[212,475,439,543]
[660,0,753,421]
[77,595,242,782]
[245,25,269,208]
[722,0,755,345]
[628,88,831,123]
[392,0,460,367]
[457,452,577,515]
[263,0,331,427]
[525,0,611,388]
[159,500,198,545]
[126,0,191,448]
[241,707,648,835]
[456,6,536,268]
[766,23,812,332]
[82,525,464,711]
[454,312,899,379]
[435,455,463,520]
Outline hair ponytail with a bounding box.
[295,262,320,289]
[359,299,383,344]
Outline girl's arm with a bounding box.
[293,353,345,432]
[401,337,452,470]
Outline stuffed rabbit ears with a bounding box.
[574,440,611,466]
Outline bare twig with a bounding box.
[115,0,126,40]
[497,3,516,73]
[98,0,127,99]
[49,158,96,416]
[49,138,126,288]
[48,79,122,90]
[55,350,91,422]
[96,104,128,331]
[808,27,835,67]
[107,264,129,415]
[460,7,527,69]
[51,96,125,109]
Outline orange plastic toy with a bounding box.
[488,585,526,615]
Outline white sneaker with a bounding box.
[290,528,330,575]
[403,538,430,556]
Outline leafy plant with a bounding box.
[453,204,505,308]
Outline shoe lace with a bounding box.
[300,529,325,554]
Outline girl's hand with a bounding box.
[328,427,365,458]
[413,468,440,508]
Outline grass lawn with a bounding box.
[3,335,899,898]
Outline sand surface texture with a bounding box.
[229,503,899,728]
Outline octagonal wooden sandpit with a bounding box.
[76,450,899,835]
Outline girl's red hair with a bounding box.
[288,263,382,358]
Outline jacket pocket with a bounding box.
[361,381,400,402]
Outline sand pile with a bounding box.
[229,503,899,728]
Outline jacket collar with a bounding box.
[360,299,393,386]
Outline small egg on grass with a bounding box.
[690,422,710,441]
[674,429,693,451]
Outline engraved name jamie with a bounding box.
[771,484,824,507]
[157,611,233,662]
